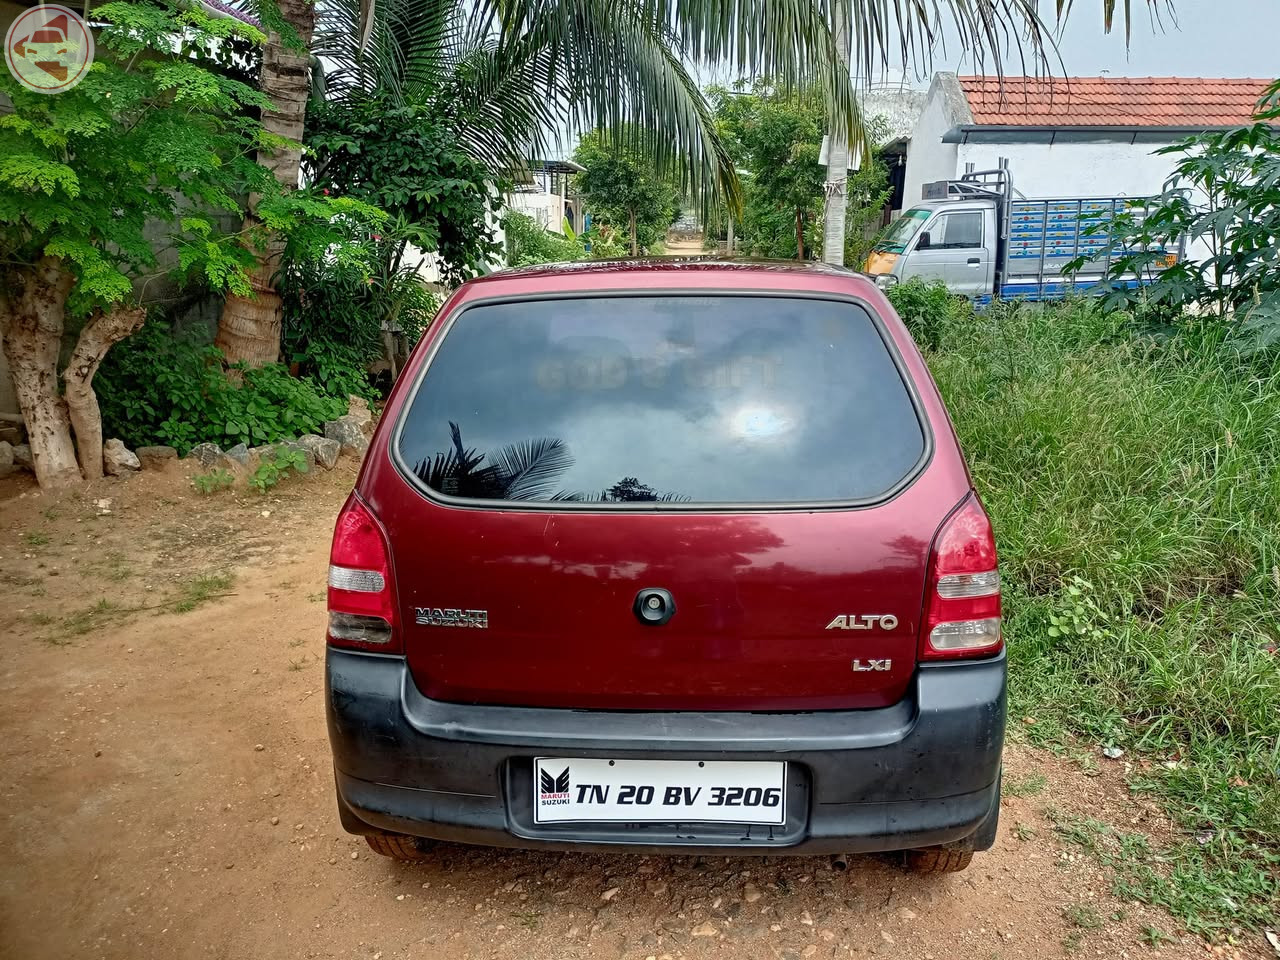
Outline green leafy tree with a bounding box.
[1068,78,1280,349]
[304,94,503,286]
[573,131,680,255]
[709,81,890,262]
[0,0,380,489]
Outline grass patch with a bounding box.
[929,300,1280,932]
[58,599,130,639]
[22,532,49,547]
[1005,772,1048,797]
[1062,903,1103,930]
[171,572,235,613]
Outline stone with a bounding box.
[186,442,224,467]
[743,883,761,904]
[346,394,373,427]
[691,922,718,937]
[224,442,251,467]
[298,433,340,470]
[135,445,178,468]
[324,416,369,457]
[103,438,140,475]
[601,887,620,902]
[0,441,13,479]
[12,444,33,471]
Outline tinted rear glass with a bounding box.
[397,295,925,505]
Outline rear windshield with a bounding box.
[396,295,925,505]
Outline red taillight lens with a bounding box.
[327,495,399,652]
[921,496,1002,661]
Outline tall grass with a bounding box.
[925,298,1280,930]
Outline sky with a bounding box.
[865,0,1279,85]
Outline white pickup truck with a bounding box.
[863,164,1181,303]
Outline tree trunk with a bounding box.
[214,0,314,367]
[0,257,81,488]
[214,255,284,368]
[629,209,638,256]
[795,210,805,261]
[63,305,146,481]
[822,0,851,266]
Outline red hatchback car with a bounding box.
[325,261,1005,873]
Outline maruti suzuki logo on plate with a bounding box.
[539,767,571,805]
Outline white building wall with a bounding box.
[506,191,567,234]
[955,141,1176,199]
[901,90,959,210]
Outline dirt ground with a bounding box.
[0,461,1267,960]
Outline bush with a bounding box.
[502,211,587,266]
[933,298,1280,929]
[885,278,960,350]
[279,216,442,399]
[97,320,347,455]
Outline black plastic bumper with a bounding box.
[326,648,1006,855]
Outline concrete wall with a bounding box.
[902,74,968,211]
[955,141,1177,199]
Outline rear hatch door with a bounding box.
[379,291,940,711]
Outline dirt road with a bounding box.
[0,462,1256,959]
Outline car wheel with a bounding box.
[904,846,974,874]
[364,833,435,862]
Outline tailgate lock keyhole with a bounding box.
[634,588,676,626]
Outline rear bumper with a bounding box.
[326,649,1006,855]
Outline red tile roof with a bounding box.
[957,76,1271,128]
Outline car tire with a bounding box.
[364,833,435,862]
[904,846,974,874]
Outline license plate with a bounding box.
[532,758,786,825]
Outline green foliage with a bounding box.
[707,81,892,262]
[573,130,680,255]
[931,298,1280,930]
[884,278,957,350]
[502,212,588,266]
[708,81,823,259]
[249,448,310,493]
[304,94,502,287]
[0,0,378,312]
[1046,576,1109,643]
[279,214,440,400]
[192,469,236,495]
[96,320,346,455]
[500,211,628,265]
[1068,78,1280,351]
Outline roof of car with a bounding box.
[473,258,862,285]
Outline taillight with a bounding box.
[921,495,1002,660]
[327,495,399,652]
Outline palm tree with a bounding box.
[214,0,317,367]
[217,0,1153,363]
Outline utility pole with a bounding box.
[822,0,851,265]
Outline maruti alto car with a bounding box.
[325,260,1005,873]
